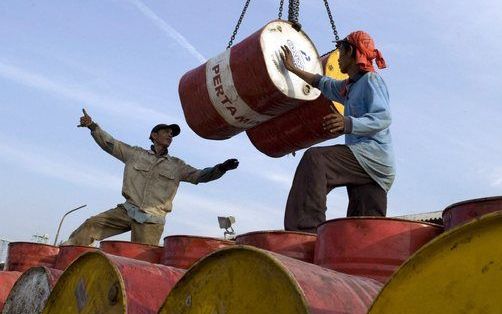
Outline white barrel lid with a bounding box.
[260,20,322,100]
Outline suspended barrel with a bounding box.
[246,50,348,157]
[54,245,98,270]
[42,251,185,314]
[160,246,383,314]
[100,240,163,263]
[179,20,322,140]
[442,196,502,230]
[5,242,59,272]
[2,266,62,314]
[0,271,21,312]
[370,211,502,313]
[315,217,443,283]
[235,230,316,262]
[160,235,234,269]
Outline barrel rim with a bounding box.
[57,244,98,249]
[159,244,309,311]
[99,240,162,249]
[8,242,59,249]
[442,195,502,214]
[235,230,317,239]
[368,210,502,312]
[317,216,444,230]
[163,235,235,245]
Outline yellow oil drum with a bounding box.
[324,49,346,114]
[160,246,383,314]
[42,251,184,314]
[369,211,502,313]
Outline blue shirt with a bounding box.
[317,72,395,192]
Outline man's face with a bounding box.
[337,43,355,74]
[151,128,173,147]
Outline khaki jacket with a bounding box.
[90,125,225,217]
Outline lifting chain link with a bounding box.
[320,0,340,58]
[288,0,302,31]
[278,0,285,19]
[227,0,252,49]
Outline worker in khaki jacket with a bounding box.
[65,109,239,246]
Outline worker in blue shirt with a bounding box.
[280,31,395,233]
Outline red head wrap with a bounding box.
[344,31,387,72]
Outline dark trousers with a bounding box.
[284,145,387,233]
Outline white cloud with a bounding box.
[0,61,178,124]
[125,0,207,63]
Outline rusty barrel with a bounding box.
[160,246,383,314]
[54,245,98,270]
[315,217,443,283]
[160,235,234,269]
[442,196,502,230]
[99,240,163,263]
[179,19,322,140]
[0,271,21,312]
[5,242,59,272]
[235,230,317,262]
[42,251,185,314]
[370,211,502,313]
[2,266,62,314]
[246,50,348,157]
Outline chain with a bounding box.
[227,0,252,49]
[278,0,284,19]
[288,0,301,31]
[323,0,339,41]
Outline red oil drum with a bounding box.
[179,20,322,140]
[235,230,317,262]
[246,50,348,157]
[42,251,185,313]
[161,235,234,269]
[99,240,163,264]
[160,246,383,314]
[442,196,502,230]
[5,242,59,272]
[315,217,443,283]
[0,271,21,312]
[54,245,98,270]
[2,266,62,314]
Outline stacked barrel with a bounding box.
[178,20,346,157]
[0,196,500,313]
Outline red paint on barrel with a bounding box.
[5,242,59,272]
[161,235,234,269]
[315,217,443,283]
[99,241,163,264]
[0,271,21,312]
[235,230,317,262]
[179,20,321,140]
[54,245,98,270]
[442,196,502,230]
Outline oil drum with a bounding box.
[2,266,62,314]
[179,20,322,140]
[246,50,347,157]
[442,196,502,230]
[54,245,98,270]
[235,230,316,262]
[99,240,163,263]
[159,246,383,314]
[315,217,443,283]
[369,211,502,313]
[0,271,21,312]
[4,242,59,272]
[160,235,234,269]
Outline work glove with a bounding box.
[218,159,239,171]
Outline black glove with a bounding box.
[219,159,239,171]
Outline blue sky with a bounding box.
[0,0,500,243]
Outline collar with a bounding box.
[348,71,367,84]
[149,145,168,157]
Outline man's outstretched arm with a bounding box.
[180,159,239,184]
[78,108,135,163]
